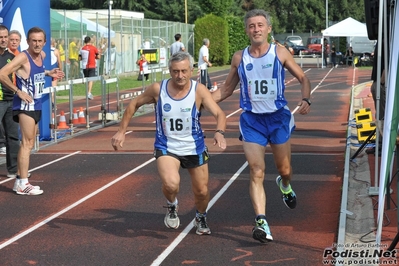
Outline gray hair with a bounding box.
[244,9,272,27]
[202,38,209,45]
[168,51,194,69]
[9,30,21,39]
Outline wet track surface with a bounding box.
[0,66,372,265]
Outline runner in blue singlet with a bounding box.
[212,9,312,243]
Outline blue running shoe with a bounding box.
[276,175,297,209]
[252,218,273,243]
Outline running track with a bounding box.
[0,66,372,266]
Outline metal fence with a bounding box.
[52,9,195,80]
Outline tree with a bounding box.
[198,0,234,17]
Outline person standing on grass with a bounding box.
[136,53,150,81]
[112,52,226,235]
[198,38,212,90]
[211,9,311,243]
[79,36,100,100]
[0,26,64,195]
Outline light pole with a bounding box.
[185,0,188,24]
[108,0,113,75]
[326,0,328,28]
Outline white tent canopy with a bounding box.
[73,15,115,38]
[323,17,368,37]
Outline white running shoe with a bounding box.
[164,204,180,229]
[87,93,94,100]
[12,176,39,192]
[15,180,43,195]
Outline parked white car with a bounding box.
[285,35,303,46]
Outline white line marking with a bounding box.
[0,157,156,250]
[0,151,82,185]
[151,161,248,266]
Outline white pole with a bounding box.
[326,0,328,28]
[108,0,113,75]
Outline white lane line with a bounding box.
[291,67,333,114]
[0,151,82,185]
[0,157,156,250]
[151,161,248,266]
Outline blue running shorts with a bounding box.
[239,106,295,146]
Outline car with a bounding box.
[285,35,303,46]
[307,36,329,54]
[283,40,308,55]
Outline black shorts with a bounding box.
[154,148,210,169]
[13,110,42,124]
[83,68,96,77]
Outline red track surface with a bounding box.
[0,67,373,266]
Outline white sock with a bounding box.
[19,178,29,186]
[167,199,178,206]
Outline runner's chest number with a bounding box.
[249,78,277,101]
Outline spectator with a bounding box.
[8,30,21,56]
[0,29,22,155]
[170,33,185,56]
[79,36,100,100]
[344,46,355,65]
[57,39,66,75]
[136,53,150,81]
[198,38,212,90]
[0,26,64,195]
[331,44,337,68]
[323,38,328,67]
[50,38,62,87]
[68,37,79,78]
[0,25,20,179]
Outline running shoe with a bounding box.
[164,204,180,229]
[252,218,273,243]
[15,180,43,195]
[276,175,297,209]
[12,175,37,192]
[193,214,211,235]
[88,93,94,100]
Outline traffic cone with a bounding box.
[211,82,218,92]
[57,111,69,129]
[72,108,79,124]
[78,107,86,124]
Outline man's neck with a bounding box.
[0,48,6,55]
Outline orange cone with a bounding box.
[78,107,86,124]
[57,111,69,129]
[213,82,217,90]
[72,108,79,124]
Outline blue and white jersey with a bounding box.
[154,79,205,156]
[13,50,45,111]
[238,44,287,113]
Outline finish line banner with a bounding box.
[0,0,52,140]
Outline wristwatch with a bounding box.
[302,98,311,106]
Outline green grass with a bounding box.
[55,65,231,103]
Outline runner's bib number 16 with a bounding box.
[249,78,277,101]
